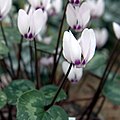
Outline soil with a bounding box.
[68,72,120,120]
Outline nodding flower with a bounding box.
[62,61,83,83]
[86,0,105,18]
[113,22,120,40]
[17,9,47,40]
[0,0,12,21]
[62,29,96,67]
[47,0,63,16]
[28,0,51,11]
[94,28,108,48]
[66,2,90,32]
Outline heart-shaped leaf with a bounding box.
[40,85,67,105]
[103,75,120,105]
[17,90,68,120]
[4,79,35,105]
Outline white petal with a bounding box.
[63,31,71,63]
[78,28,90,60]
[95,0,105,17]
[113,22,120,39]
[95,28,108,48]
[18,9,30,35]
[28,0,39,8]
[62,61,74,81]
[63,31,81,64]
[69,31,81,64]
[73,66,83,81]
[52,0,62,13]
[78,2,90,27]
[87,29,96,62]
[66,3,77,28]
[1,0,12,19]
[79,28,96,62]
[43,0,51,10]
[32,9,47,36]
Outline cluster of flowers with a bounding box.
[62,0,103,83]
[1,0,120,84]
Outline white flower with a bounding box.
[17,9,47,40]
[47,0,63,15]
[62,61,83,83]
[0,0,12,20]
[94,28,108,48]
[28,0,51,11]
[113,22,120,40]
[69,0,81,5]
[63,29,96,67]
[68,117,76,120]
[66,2,90,31]
[86,0,105,18]
[78,28,96,67]
[63,30,82,66]
[40,57,53,66]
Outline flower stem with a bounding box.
[0,21,15,78]
[29,42,34,80]
[21,56,31,79]
[45,63,72,110]
[0,110,5,120]
[16,37,23,78]
[79,40,120,120]
[16,5,31,78]
[51,1,68,82]
[85,40,120,120]
[34,39,41,89]
[95,96,106,117]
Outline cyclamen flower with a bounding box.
[0,0,12,21]
[47,0,63,15]
[86,0,105,18]
[66,2,90,31]
[18,9,47,40]
[62,61,83,83]
[113,22,120,40]
[63,29,96,67]
[28,0,51,11]
[94,28,108,48]
[69,0,81,5]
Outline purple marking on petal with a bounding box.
[71,79,78,84]
[71,0,74,4]
[36,7,40,10]
[0,15,2,19]
[71,79,74,82]
[75,60,81,65]
[75,0,80,4]
[24,34,28,39]
[82,60,86,65]
[73,25,76,30]
[77,25,81,30]
[28,33,33,39]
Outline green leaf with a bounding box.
[104,1,120,22]
[17,90,68,120]
[40,85,67,105]
[0,41,9,59]
[4,79,35,105]
[85,50,108,77]
[0,27,21,44]
[0,90,7,109]
[103,75,120,105]
[31,41,55,55]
